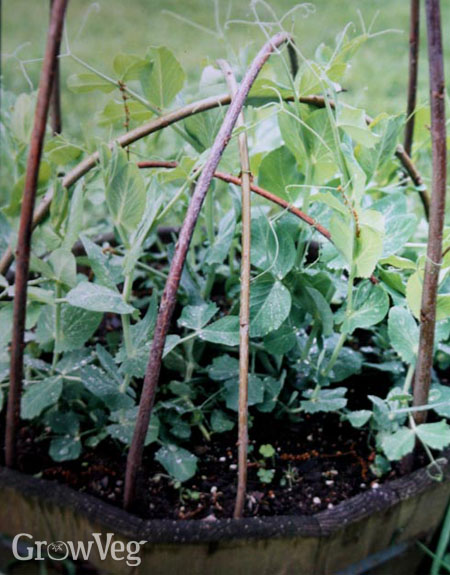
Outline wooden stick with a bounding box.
[413,0,447,424]
[217,59,252,518]
[49,0,63,134]
[123,32,294,510]
[404,0,420,158]
[5,0,68,468]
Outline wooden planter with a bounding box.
[0,461,449,575]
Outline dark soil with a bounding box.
[9,372,430,522]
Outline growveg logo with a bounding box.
[12,533,147,567]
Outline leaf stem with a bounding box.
[51,282,62,372]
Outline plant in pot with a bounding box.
[0,0,449,573]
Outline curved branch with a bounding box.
[0,93,429,276]
[123,32,294,510]
[5,0,68,468]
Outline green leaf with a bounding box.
[66,282,134,315]
[250,277,291,338]
[407,269,450,322]
[155,444,197,482]
[49,436,81,462]
[50,180,69,233]
[347,410,372,428]
[113,53,147,81]
[184,108,224,152]
[251,216,296,280]
[301,387,347,413]
[21,377,63,419]
[81,235,122,290]
[140,46,185,109]
[340,282,389,334]
[294,283,333,336]
[210,409,235,433]
[49,248,77,287]
[224,374,265,411]
[259,444,275,458]
[429,384,450,418]
[357,114,404,178]
[354,210,385,278]
[208,355,239,381]
[57,307,102,352]
[67,73,115,93]
[80,365,133,409]
[97,99,152,127]
[205,209,236,266]
[330,214,353,265]
[108,409,159,446]
[200,316,240,346]
[62,182,84,250]
[178,303,218,330]
[257,376,284,413]
[416,421,450,450]
[258,146,302,201]
[381,427,415,461]
[388,306,419,364]
[103,146,147,240]
[45,135,82,166]
[337,105,379,148]
[263,324,297,355]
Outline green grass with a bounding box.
[2,0,450,136]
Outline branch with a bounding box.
[413,0,447,424]
[49,0,63,134]
[0,94,429,276]
[123,32,293,510]
[5,0,68,468]
[217,59,251,519]
[137,161,331,240]
[404,0,420,157]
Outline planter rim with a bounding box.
[1,457,449,544]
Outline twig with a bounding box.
[404,0,420,157]
[49,0,63,134]
[413,0,447,424]
[0,94,428,276]
[138,162,331,240]
[123,32,294,511]
[217,59,251,519]
[5,0,68,468]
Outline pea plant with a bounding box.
[1,0,449,516]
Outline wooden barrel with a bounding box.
[0,461,449,574]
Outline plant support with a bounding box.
[123,32,295,510]
[413,0,447,423]
[5,0,68,468]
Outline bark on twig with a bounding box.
[413,0,447,424]
[49,0,63,134]
[5,0,68,468]
[217,59,251,519]
[0,95,428,277]
[404,0,420,157]
[123,33,293,510]
[137,162,332,240]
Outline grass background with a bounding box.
[2,0,450,134]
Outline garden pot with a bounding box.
[1,460,450,575]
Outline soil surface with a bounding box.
[4,371,432,522]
